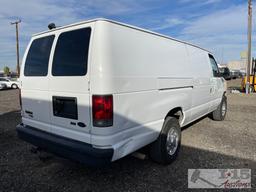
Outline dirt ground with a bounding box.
[0,79,256,192]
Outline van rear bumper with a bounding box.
[16,123,113,166]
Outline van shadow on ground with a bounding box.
[0,111,255,192]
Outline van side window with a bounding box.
[52,28,91,76]
[209,54,219,77]
[24,36,54,76]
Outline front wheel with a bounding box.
[150,116,181,164]
[211,95,227,121]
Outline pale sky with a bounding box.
[0,0,253,71]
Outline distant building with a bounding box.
[227,60,246,72]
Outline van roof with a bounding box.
[33,18,211,53]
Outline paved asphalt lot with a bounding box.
[0,79,256,192]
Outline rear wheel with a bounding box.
[211,95,227,121]
[150,116,181,164]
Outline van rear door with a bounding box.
[21,35,54,132]
[48,26,93,139]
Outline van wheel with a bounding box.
[150,116,181,164]
[211,95,227,121]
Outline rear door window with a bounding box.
[52,28,91,76]
[24,35,54,76]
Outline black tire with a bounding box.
[211,95,227,121]
[11,84,18,89]
[150,116,181,165]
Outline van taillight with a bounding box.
[92,95,113,127]
[19,88,22,107]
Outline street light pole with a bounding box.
[11,19,21,77]
[246,0,252,94]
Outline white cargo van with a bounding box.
[17,18,227,165]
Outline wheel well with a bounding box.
[165,107,183,124]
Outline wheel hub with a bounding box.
[166,127,179,156]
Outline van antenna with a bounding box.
[48,23,56,30]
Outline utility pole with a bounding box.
[246,0,252,94]
[10,19,21,77]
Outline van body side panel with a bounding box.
[186,46,213,121]
[90,21,193,158]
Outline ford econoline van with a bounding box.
[17,18,227,165]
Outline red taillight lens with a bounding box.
[92,95,113,127]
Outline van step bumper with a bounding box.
[16,124,113,166]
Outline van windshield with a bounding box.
[24,35,54,76]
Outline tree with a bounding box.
[3,66,10,76]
